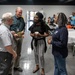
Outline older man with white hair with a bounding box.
[0,12,17,75]
[10,7,25,72]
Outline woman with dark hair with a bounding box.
[48,12,68,75]
[29,12,50,75]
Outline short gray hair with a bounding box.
[16,7,23,12]
[2,12,13,23]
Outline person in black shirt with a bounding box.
[48,12,68,75]
[29,12,50,75]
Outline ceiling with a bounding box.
[0,0,75,5]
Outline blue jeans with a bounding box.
[54,52,68,75]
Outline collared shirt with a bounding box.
[10,15,25,32]
[0,24,16,52]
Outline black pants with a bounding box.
[0,52,13,75]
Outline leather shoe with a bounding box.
[14,67,23,72]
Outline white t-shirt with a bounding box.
[0,24,16,52]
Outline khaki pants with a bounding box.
[14,38,23,68]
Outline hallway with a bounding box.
[14,31,75,75]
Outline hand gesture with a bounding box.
[47,36,52,44]
[13,51,17,60]
[14,34,18,38]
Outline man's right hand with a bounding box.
[13,51,17,59]
[14,34,19,38]
[11,31,16,35]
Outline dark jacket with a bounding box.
[10,15,25,32]
[52,26,68,58]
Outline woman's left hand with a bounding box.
[47,36,52,44]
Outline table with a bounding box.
[68,29,75,43]
[68,29,75,56]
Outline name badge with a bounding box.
[54,31,58,34]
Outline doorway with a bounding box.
[26,11,37,31]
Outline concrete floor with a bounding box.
[14,31,75,75]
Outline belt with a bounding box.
[0,52,12,58]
